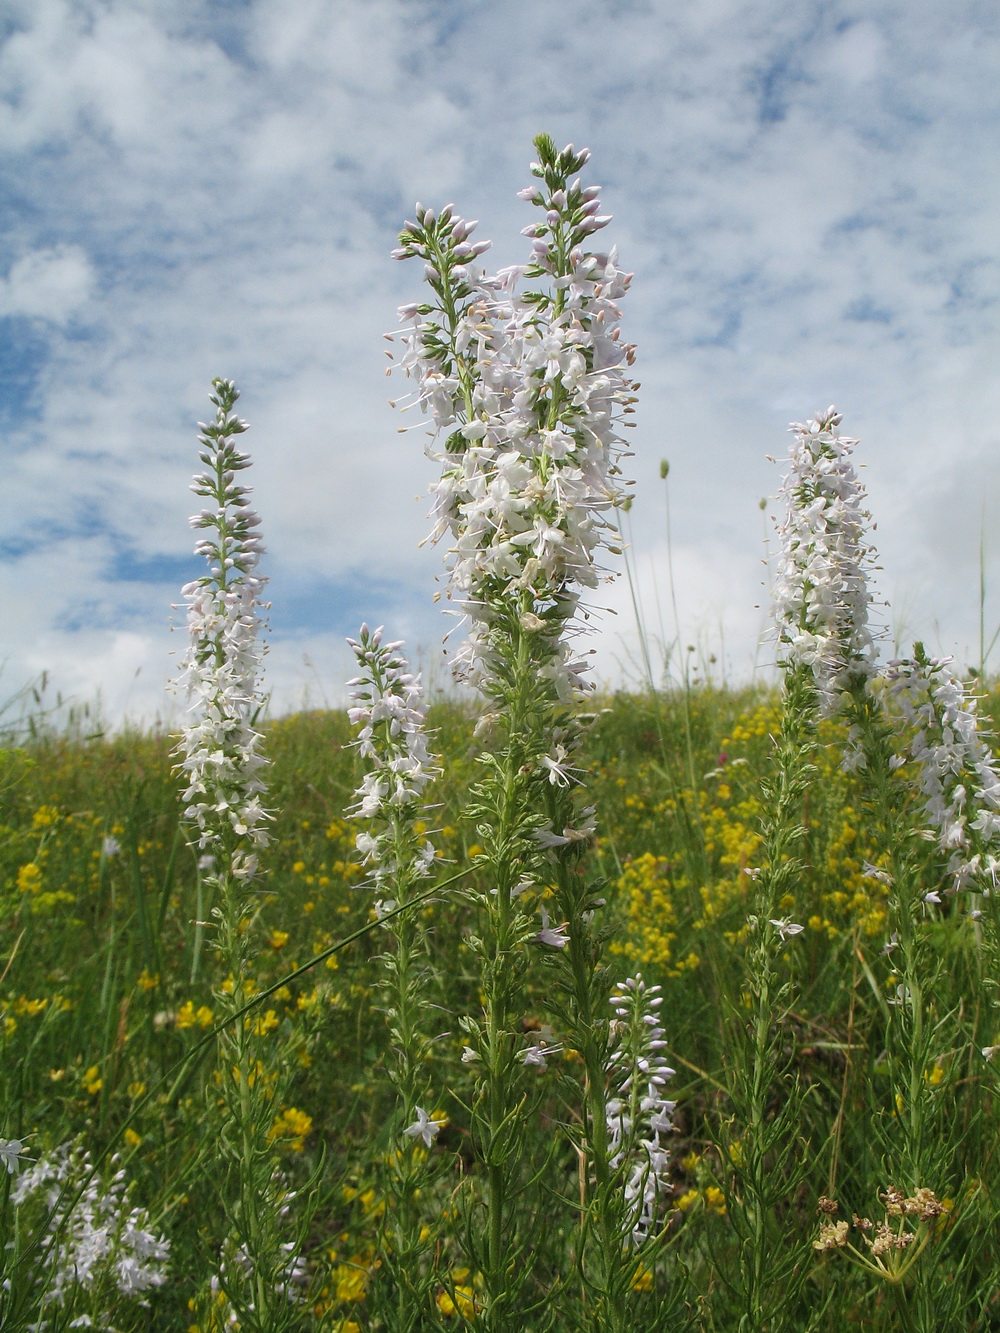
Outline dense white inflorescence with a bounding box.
[172,380,270,870]
[887,653,1000,890]
[605,975,676,1245]
[390,140,635,701]
[13,1142,169,1316]
[772,407,878,712]
[347,624,439,910]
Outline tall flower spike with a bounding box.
[390,137,636,702]
[173,379,270,865]
[605,975,677,1245]
[887,649,1000,890]
[772,407,879,713]
[347,624,439,909]
[13,1142,170,1311]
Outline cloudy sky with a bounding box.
[1,0,998,725]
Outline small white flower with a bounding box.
[534,827,572,848]
[101,836,121,858]
[520,1042,559,1069]
[0,1138,24,1174]
[461,1046,479,1063]
[534,905,569,949]
[403,1106,442,1148]
[982,1046,1000,1062]
[769,918,805,942]
[540,749,573,787]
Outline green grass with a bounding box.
[2,684,999,1330]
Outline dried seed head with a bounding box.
[816,1195,839,1216]
[881,1185,907,1216]
[813,1220,849,1251]
[906,1187,943,1220]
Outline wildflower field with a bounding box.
[4,684,1000,1331]
[3,137,1000,1331]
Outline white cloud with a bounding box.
[0,245,93,322]
[0,0,997,724]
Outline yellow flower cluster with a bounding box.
[436,1268,482,1317]
[268,1105,313,1152]
[177,1001,214,1029]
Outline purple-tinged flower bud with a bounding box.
[577,214,612,234]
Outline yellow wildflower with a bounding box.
[136,969,159,991]
[676,1189,700,1212]
[124,1128,142,1147]
[268,1106,313,1152]
[436,1280,480,1318]
[334,1262,368,1302]
[704,1186,727,1215]
[17,863,43,894]
[82,1065,103,1094]
[631,1264,653,1292]
[178,1002,215,1030]
[248,1009,279,1036]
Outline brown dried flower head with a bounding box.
[905,1187,943,1220]
[880,1186,907,1216]
[867,1221,915,1258]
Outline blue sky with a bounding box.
[1,0,998,723]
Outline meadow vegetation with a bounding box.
[3,682,1000,1329]
[2,135,1000,1332]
